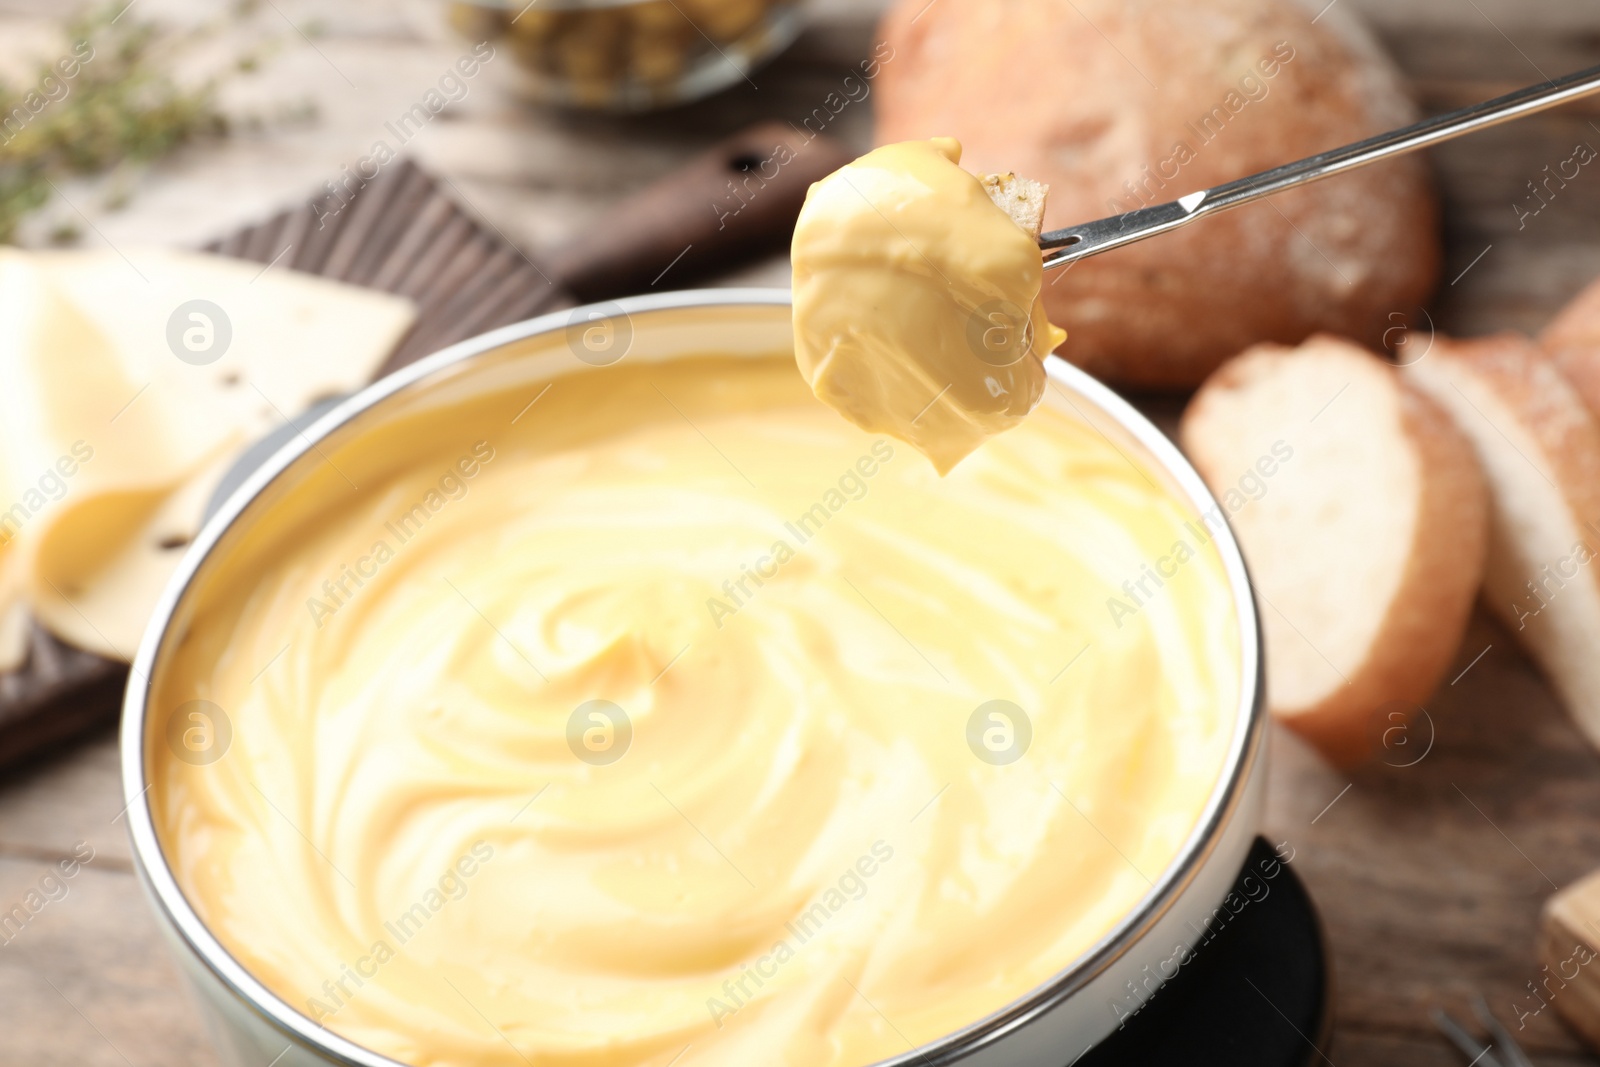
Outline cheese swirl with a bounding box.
[150,354,1238,1067]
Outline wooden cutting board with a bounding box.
[1541,870,1600,1050]
[0,123,850,772]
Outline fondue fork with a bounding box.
[1431,997,1539,1067]
[1039,61,1600,270]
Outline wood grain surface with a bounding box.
[2,2,1600,1066]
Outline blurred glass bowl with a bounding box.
[449,0,806,112]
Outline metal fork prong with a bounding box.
[1471,996,1538,1067]
[1431,1007,1508,1067]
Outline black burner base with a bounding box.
[1075,837,1330,1067]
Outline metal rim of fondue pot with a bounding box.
[120,289,1266,1067]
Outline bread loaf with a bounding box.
[874,0,1440,388]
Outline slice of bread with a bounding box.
[1181,335,1488,766]
[981,172,1048,240]
[1405,332,1600,751]
[1540,274,1600,417]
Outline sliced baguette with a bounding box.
[1181,335,1488,766]
[1540,274,1600,417]
[1405,332,1600,751]
[981,172,1048,240]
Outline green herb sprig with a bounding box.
[0,4,230,243]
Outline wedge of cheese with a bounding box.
[0,247,415,667]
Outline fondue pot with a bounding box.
[120,290,1268,1067]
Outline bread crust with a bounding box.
[1411,333,1600,526]
[1406,333,1600,751]
[875,0,1440,388]
[1286,367,1486,765]
[1540,275,1600,418]
[1182,335,1487,766]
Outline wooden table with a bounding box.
[4,1,1600,1064]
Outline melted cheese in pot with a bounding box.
[791,139,1066,474]
[150,354,1237,1067]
